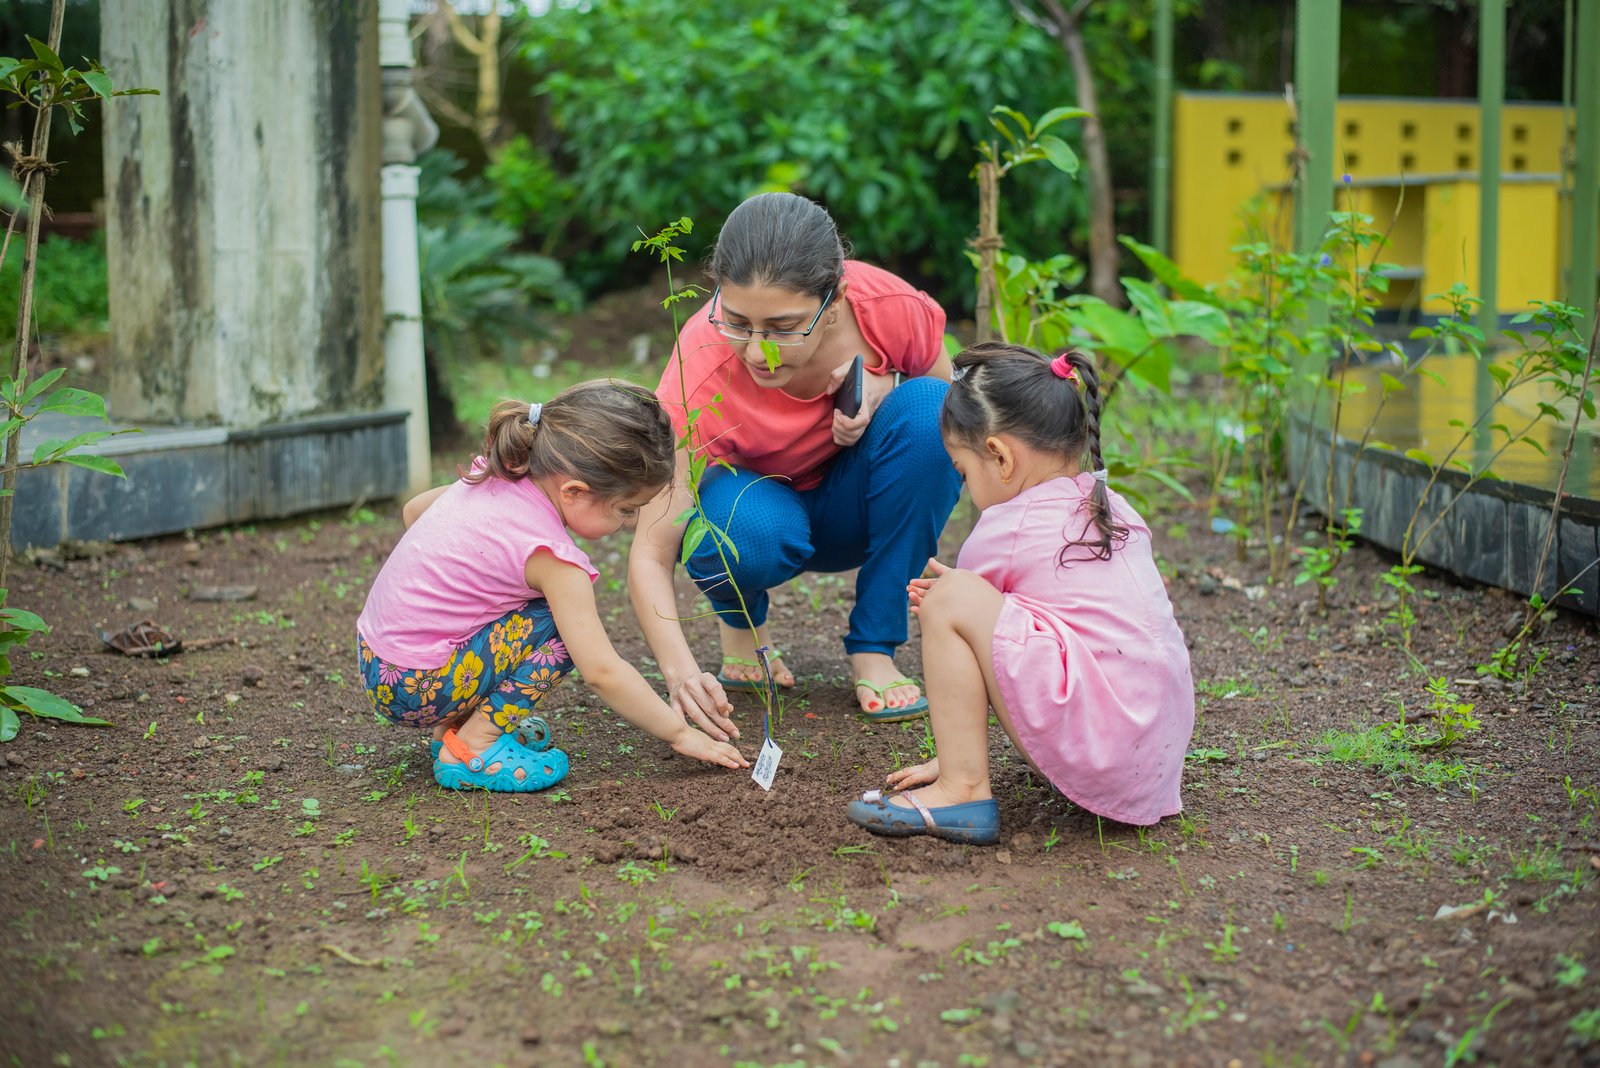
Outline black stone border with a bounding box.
[1288,415,1600,617]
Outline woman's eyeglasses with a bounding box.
[707,286,834,346]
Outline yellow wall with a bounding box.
[1173,93,1574,314]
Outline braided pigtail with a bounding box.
[1057,350,1128,564]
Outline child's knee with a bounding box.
[921,569,983,620]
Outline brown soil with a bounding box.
[3,485,1599,1068]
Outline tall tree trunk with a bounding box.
[0,0,64,590]
[440,1,506,160]
[974,160,1002,342]
[1038,0,1122,307]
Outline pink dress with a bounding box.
[956,474,1194,825]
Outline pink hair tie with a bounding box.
[1049,353,1078,383]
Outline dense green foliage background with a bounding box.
[507,0,1087,302]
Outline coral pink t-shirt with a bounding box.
[357,467,597,669]
[656,261,945,491]
[958,475,1195,826]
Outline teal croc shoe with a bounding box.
[846,789,1000,845]
[434,724,567,793]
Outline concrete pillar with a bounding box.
[100,1,383,428]
[379,0,438,498]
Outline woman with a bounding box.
[629,192,962,740]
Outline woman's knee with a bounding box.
[689,470,812,584]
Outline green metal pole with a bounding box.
[1150,0,1173,256]
[1573,0,1600,341]
[1478,0,1504,337]
[1293,0,1340,260]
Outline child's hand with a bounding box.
[671,727,750,769]
[906,558,951,613]
[886,757,939,790]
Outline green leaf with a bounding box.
[988,105,1031,141]
[679,516,708,566]
[1379,372,1405,395]
[2,685,111,727]
[35,387,108,418]
[0,705,16,742]
[19,368,66,407]
[1037,135,1079,176]
[1136,466,1196,502]
[79,69,113,99]
[1069,299,1154,363]
[1123,278,1174,336]
[1032,106,1091,135]
[60,454,126,478]
[1119,237,1214,302]
[0,608,49,633]
[1403,448,1434,466]
[759,339,782,373]
[32,430,117,465]
[1165,302,1231,345]
[28,36,65,73]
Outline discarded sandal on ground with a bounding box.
[854,677,929,722]
[98,620,183,657]
[433,723,567,793]
[716,652,790,693]
[846,789,999,845]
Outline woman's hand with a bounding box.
[906,557,951,614]
[667,673,740,742]
[828,361,899,447]
[886,757,939,790]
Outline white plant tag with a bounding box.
[751,737,782,791]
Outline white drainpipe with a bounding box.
[378,0,439,499]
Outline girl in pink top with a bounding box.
[847,343,1194,844]
[357,381,748,793]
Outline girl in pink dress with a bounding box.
[846,342,1194,844]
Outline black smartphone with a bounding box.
[834,353,864,418]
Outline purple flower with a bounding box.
[1342,173,1352,184]
[529,639,568,667]
[1319,254,1332,267]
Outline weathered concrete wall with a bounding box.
[101,0,383,428]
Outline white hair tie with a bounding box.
[1092,468,1108,483]
[527,402,543,426]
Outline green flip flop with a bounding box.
[716,652,791,693]
[855,677,929,722]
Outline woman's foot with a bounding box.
[851,651,924,718]
[717,622,795,688]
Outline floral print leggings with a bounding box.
[357,601,574,734]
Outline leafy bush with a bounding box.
[416,150,579,372]
[512,0,1084,301]
[0,231,108,337]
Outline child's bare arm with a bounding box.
[402,486,449,529]
[528,550,749,769]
